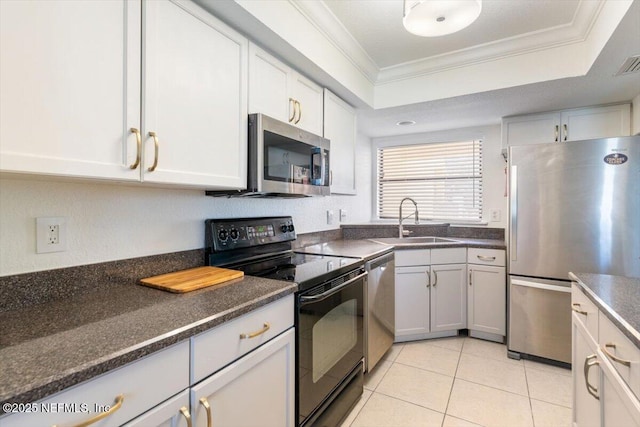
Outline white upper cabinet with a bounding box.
[502,103,631,148]
[142,0,247,189]
[323,89,357,195]
[249,43,323,135]
[0,0,141,181]
[0,0,248,190]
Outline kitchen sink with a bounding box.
[369,237,457,245]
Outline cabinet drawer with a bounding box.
[123,390,190,427]
[599,311,640,400]
[571,284,599,339]
[467,248,505,266]
[192,294,294,384]
[1,341,189,427]
[395,249,430,267]
[431,248,466,264]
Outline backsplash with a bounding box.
[341,224,504,240]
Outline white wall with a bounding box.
[0,134,372,276]
[371,124,508,228]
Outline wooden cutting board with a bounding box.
[140,266,244,293]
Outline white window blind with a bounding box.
[377,140,483,222]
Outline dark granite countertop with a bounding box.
[569,272,640,349]
[297,240,393,261]
[367,237,506,251]
[0,275,296,408]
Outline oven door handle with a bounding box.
[299,272,367,304]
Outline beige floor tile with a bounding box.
[443,415,483,427]
[376,363,454,413]
[395,340,461,376]
[351,392,445,427]
[531,399,572,427]
[447,379,534,427]
[526,367,572,408]
[423,335,466,351]
[364,359,392,391]
[340,389,373,427]
[462,338,522,366]
[456,353,528,396]
[382,343,404,362]
[524,359,572,377]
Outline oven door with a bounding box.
[297,271,366,426]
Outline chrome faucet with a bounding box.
[399,197,419,238]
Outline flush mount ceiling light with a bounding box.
[403,0,482,37]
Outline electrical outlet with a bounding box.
[36,217,67,253]
[339,209,347,222]
[490,209,501,222]
[327,210,334,225]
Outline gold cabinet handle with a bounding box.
[602,343,632,367]
[584,354,600,400]
[53,394,124,427]
[294,100,302,124]
[199,397,212,427]
[239,322,271,339]
[129,128,141,170]
[477,255,496,262]
[147,131,159,172]
[469,270,472,286]
[572,303,588,316]
[433,270,438,287]
[179,406,193,427]
[288,98,296,123]
[554,125,559,142]
[563,124,568,141]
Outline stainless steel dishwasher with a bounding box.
[364,251,395,372]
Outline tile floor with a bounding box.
[341,336,572,427]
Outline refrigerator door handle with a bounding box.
[511,279,571,293]
[510,165,518,262]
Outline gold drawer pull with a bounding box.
[239,322,271,339]
[147,131,159,172]
[129,128,141,170]
[572,303,588,315]
[602,343,632,367]
[199,397,212,427]
[179,406,193,427]
[477,255,496,262]
[53,394,124,427]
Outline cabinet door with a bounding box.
[143,0,247,189]
[430,264,466,332]
[324,89,356,195]
[572,313,601,427]
[600,353,640,427]
[468,265,506,335]
[395,267,430,338]
[501,112,561,147]
[191,329,295,427]
[124,390,191,427]
[248,43,291,123]
[0,0,141,181]
[561,104,631,142]
[291,73,324,136]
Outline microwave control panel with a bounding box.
[206,216,296,251]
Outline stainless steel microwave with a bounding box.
[207,113,330,197]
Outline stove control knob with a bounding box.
[229,229,239,240]
[280,224,289,233]
[217,229,228,242]
[288,224,295,233]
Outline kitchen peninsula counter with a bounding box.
[570,272,640,349]
[0,270,296,409]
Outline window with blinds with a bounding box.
[377,140,483,223]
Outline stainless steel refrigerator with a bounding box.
[507,136,640,364]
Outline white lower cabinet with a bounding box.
[395,248,466,341]
[191,329,295,427]
[124,390,191,427]
[572,284,640,427]
[467,249,506,341]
